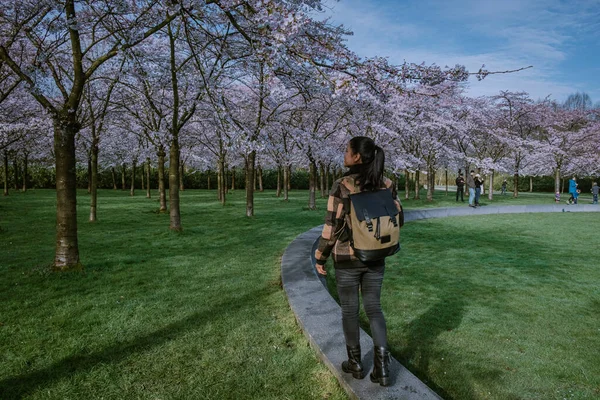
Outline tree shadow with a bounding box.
[396,291,471,399]
[0,288,267,399]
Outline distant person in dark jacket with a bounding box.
[455,173,465,202]
[501,179,507,195]
[591,182,599,204]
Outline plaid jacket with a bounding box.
[314,174,403,267]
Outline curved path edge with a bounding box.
[281,205,600,400]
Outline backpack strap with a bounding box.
[363,208,373,232]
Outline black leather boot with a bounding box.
[370,346,390,386]
[341,345,364,379]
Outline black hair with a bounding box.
[345,136,385,191]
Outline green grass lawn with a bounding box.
[0,188,343,400]
[1,187,598,399]
[326,211,600,400]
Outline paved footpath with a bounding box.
[281,205,600,400]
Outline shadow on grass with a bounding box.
[0,288,267,399]
[401,294,466,373]
[397,292,475,400]
[387,217,577,399]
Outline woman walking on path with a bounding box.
[569,176,579,205]
[314,136,403,387]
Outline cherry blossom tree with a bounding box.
[0,0,178,270]
[489,91,544,198]
[78,64,124,221]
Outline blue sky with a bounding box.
[318,0,600,104]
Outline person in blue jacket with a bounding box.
[568,176,579,204]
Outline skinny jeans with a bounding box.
[475,187,481,204]
[335,265,387,348]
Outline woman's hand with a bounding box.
[316,263,327,275]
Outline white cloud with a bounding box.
[317,0,600,102]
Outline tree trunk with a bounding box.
[245,151,256,216]
[325,165,330,193]
[121,163,126,190]
[404,169,410,200]
[445,168,448,195]
[283,164,290,201]
[13,157,19,191]
[168,140,181,231]
[426,166,434,201]
[513,172,519,198]
[179,161,185,191]
[258,165,263,192]
[111,167,117,190]
[218,158,226,205]
[22,153,28,192]
[414,170,421,200]
[308,160,317,210]
[157,148,167,212]
[224,167,229,194]
[231,166,236,191]
[276,166,281,197]
[254,167,258,191]
[52,119,81,271]
[217,164,222,201]
[89,139,99,222]
[529,176,533,192]
[286,165,291,191]
[319,163,325,198]
[146,157,151,198]
[554,169,561,193]
[87,156,92,194]
[207,172,211,191]
[130,159,136,196]
[488,170,494,201]
[141,163,145,191]
[3,150,9,196]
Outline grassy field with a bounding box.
[0,189,342,400]
[326,206,600,399]
[1,187,598,399]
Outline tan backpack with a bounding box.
[348,188,401,262]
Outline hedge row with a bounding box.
[3,164,598,193]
